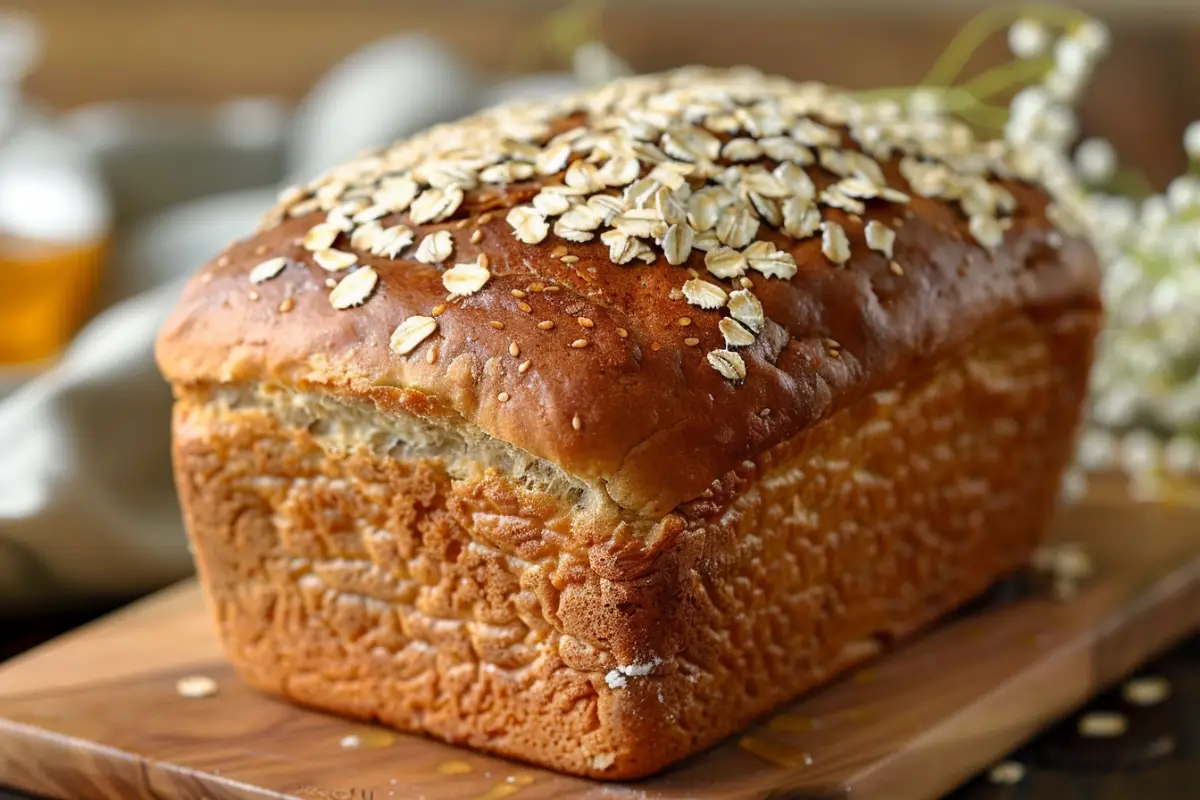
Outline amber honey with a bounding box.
[0,235,106,365]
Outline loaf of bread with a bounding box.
[156,67,1102,779]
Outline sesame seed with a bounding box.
[551,245,568,259]
[325,278,337,288]
[470,230,483,243]
[509,342,521,357]
[478,253,491,269]
[678,317,692,327]
[519,302,533,313]
[497,392,511,403]
[561,255,580,264]
[431,304,447,316]
[530,282,545,292]
[544,285,561,293]
[489,320,505,330]
[511,289,527,299]
[616,328,629,338]
[455,218,470,230]
[570,338,590,348]
[578,317,595,328]
[684,337,699,346]
[248,291,260,301]
[889,261,905,275]
[739,277,754,289]
[254,245,268,256]
[572,414,582,431]
[538,320,555,330]
[426,346,439,364]
[518,359,532,374]
[279,297,295,313]
[479,212,494,225]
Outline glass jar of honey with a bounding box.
[0,13,110,369]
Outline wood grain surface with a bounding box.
[0,488,1197,800]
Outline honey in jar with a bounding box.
[0,12,111,367]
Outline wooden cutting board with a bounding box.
[1,488,1198,800]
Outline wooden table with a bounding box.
[0,485,1197,799]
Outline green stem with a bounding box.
[1107,169,1157,198]
[961,55,1054,100]
[921,3,1089,87]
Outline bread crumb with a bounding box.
[591,753,616,771]
[604,658,663,689]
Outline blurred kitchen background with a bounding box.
[4,0,1200,370]
[1,0,1200,614]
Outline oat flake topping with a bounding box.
[260,67,1056,385]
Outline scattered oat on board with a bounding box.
[1122,676,1170,707]
[175,675,219,699]
[1077,711,1127,738]
[987,762,1026,786]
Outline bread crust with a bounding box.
[155,72,1101,517]
[172,309,1097,779]
[158,67,1103,778]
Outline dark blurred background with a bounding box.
[9,0,1200,187]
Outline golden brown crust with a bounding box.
[172,309,1098,779]
[155,68,1102,516]
[156,170,1099,517]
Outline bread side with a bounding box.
[156,68,1102,518]
[172,301,1097,779]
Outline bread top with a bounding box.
[156,67,1102,517]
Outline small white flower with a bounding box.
[1044,69,1086,103]
[1074,138,1117,185]
[1009,87,1050,124]
[1053,37,1091,78]
[906,89,942,120]
[1008,18,1050,58]
[1184,121,1200,161]
[1167,176,1200,213]
[1071,19,1111,58]
[1038,105,1079,148]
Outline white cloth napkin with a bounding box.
[0,35,586,611]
